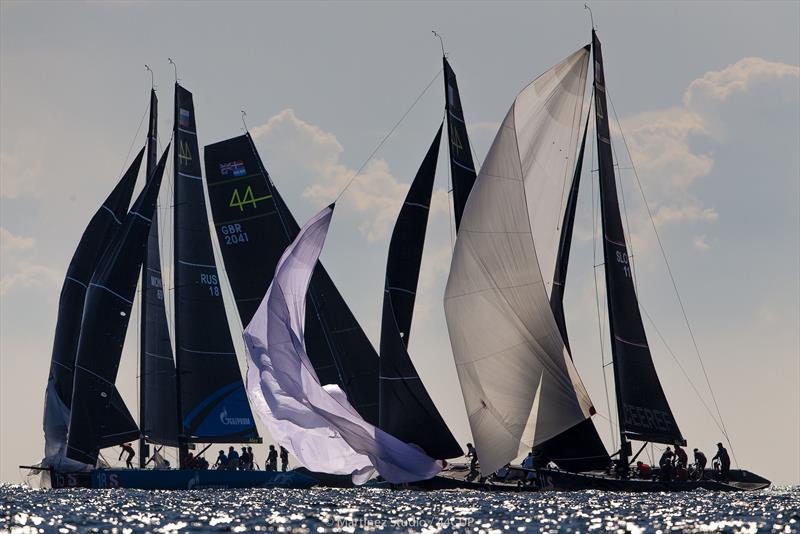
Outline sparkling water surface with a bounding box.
[2,485,798,533]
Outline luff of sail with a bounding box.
[43,148,143,463]
[592,30,684,446]
[173,84,258,443]
[66,147,170,466]
[443,57,478,232]
[379,124,462,460]
[533,107,611,473]
[140,89,179,446]
[203,134,379,425]
[444,47,597,475]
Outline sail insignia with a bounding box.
[379,124,463,460]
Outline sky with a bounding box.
[1,1,798,486]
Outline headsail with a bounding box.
[592,30,684,446]
[443,57,478,231]
[444,47,597,475]
[67,147,170,466]
[533,107,611,472]
[173,84,258,444]
[140,89,179,447]
[203,134,379,424]
[43,148,143,462]
[243,204,443,484]
[378,125,462,459]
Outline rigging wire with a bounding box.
[604,88,738,467]
[333,68,443,203]
[118,99,150,180]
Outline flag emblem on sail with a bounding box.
[220,161,246,177]
[444,47,597,475]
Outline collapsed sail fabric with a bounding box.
[443,57,478,231]
[444,47,597,475]
[536,108,610,472]
[592,30,684,445]
[42,148,143,464]
[243,205,443,484]
[66,147,170,466]
[379,125,462,459]
[204,134,379,424]
[173,84,258,443]
[140,89,179,446]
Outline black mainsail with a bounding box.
[43,148,143,460]
[140,89,179,451]
[534,108,611,472]
[67,147,170,466]
[173,84,258,444]
[443,57,478,231]
[378,125,462,459]
[203,134,380,424]
[592,30,684,452]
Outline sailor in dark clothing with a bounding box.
[248,447,257,470]
[266,445,278,471]
[227,446,240,470]
[214,450,227,470]
[279,446,289,472]
[465,442,478,480]
[119,443,135,469]
[659,447,674,481]
[712,442,731,480]
[674,445,688,468]
[693,448,707,480]
[240,447,250,470]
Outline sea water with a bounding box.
[1,485,798,532]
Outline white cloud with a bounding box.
[251,108,410,242]
[692,234,710,251]
[0,227,35,252]
[0,261,60,296]
[683,57,800,107]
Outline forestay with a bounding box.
[243,205,443,484]
[444,47,597,475]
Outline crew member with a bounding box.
[227,446,240,470]
[693,448,707,479]
[266,445,278,471]
[635,461,652,479]
[674,445,688,468]
[279,446,289,472]
[119,443,135,469]
[214,450,227,470]
[466,443,478,480]
[712,442,730,480]
[659,447,674,481]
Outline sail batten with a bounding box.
[66,147,171,466]
[378,125,463,460]
[444,47,597,475]
[203,135,380,424]
[173,84,258,444]
[592,30,684,446]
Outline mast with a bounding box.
[443,56,478,232]
[591,30,685,469]
[378,124,463,459]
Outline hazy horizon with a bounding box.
[1,1,798,486]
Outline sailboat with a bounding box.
[439,30,770,492]
[29,79,317,490]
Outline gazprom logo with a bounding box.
[219,407,251,426]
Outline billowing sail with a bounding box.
[444,57,478,231]
[140,89,179,446]
[203,134,379,424]
[534,108,611,473]
[378,125,462,459]
[444,47,597,475]
[173,84,258,443]
[243,204,443,484]
[592,30,684,446]
[43,148,143,461]
[67,147,170,466]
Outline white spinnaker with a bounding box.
[444,47,595,475]
[244,205,443,484]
